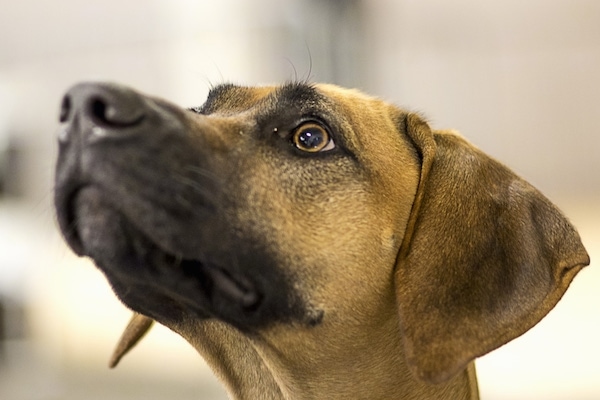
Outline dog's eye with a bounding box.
[291,122,335,153]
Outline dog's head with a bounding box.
[54,82,589,384]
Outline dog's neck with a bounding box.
[178,318,479,400]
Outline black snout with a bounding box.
[59,83,147,142]
[54,82,190,256]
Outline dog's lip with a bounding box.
[203,263,261,309]
[57,184,263,312]
[158,250,262,311]
[55,182,89,256]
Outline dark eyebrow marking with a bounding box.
[273,82,321,107]
[254,82,327,130]
[265,82,326,120]
[207,83,238,97]
[190,83,241,114]
[191,82,325,116]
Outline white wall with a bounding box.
[365,0,600,197]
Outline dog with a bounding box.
[54,81,589,399]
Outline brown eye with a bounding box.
[291,122,335,153]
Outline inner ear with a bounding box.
[395,117,589,383]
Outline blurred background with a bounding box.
[0,0,598,399]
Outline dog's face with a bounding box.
[55,81,588,386]
[55,82,418,334]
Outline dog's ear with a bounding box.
[109,313,154,368]
[395,113,590,384]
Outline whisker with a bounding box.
[173,175,218,201]
[169,172,221,219]
[172,191,206,217]
[303,41,314,84]
[284,57,299,82]
[182,165,221,184]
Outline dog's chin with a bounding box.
[59,186,265,328]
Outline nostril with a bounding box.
[91,97,108,123]
[60,95,71,123]
[87,95,145,128]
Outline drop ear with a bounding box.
[109,313,154,368]
[395,113,589,384]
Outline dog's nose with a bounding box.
[59,83,147,142]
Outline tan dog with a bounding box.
[54,82,589,399]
